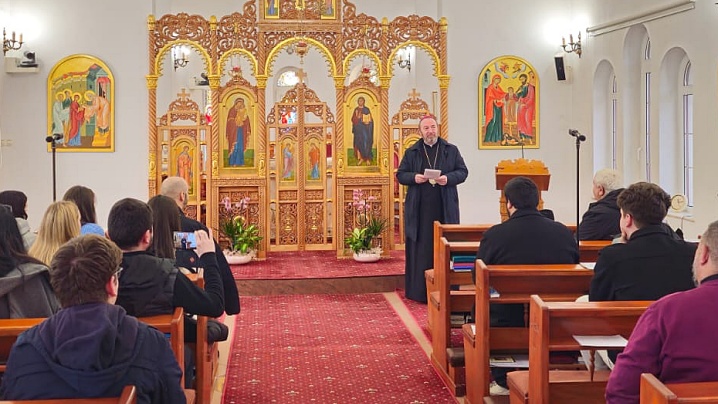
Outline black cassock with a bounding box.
[404,143,443,303]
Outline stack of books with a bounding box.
[450,254,476,272]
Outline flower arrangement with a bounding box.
[344,189,387,255]
[220,196,262,255]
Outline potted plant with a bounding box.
[220,196,262,264]
[344,189,387,262]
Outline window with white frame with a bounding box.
[611,74,618,169]
[643,39,652,181]
[682,60,694,207]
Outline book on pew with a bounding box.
[572,334,628,348]
[489,287,500,298]
[490,354,529,368]
[450,254,476,271]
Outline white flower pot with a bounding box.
[224,251,253,265]
[352,251,381,263]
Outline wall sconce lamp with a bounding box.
[396,47,412,72]
[561,32,582,58]
[172,45,190,70]
[3,28,23,55]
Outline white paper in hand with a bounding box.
[424,169,441,179]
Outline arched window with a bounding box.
[277,70,300,87]
[642,38,652,180]
[611,74,619,169]
[682,60,693,206]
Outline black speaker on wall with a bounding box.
[554,55,567,81]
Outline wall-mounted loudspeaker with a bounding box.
[554,55,566,81]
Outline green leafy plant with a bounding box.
[344,189,387,254]
[220,196,263,255]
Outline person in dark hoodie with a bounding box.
[578,168,624,240]
[0,234,185,403]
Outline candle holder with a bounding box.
[3,28,23,55]
[561,32,582,58]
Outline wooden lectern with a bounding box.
[496,158,550,221]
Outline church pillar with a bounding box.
[147,15,158,197]
[439,75,450,140]
[256,75,269,255]
[334,76,345,257]
[206,16,218,229]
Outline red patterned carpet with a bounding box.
[231,250,405,280]
[222,293,457,403]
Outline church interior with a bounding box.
[0,0,716,402]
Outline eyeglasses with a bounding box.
[113,266,123,279]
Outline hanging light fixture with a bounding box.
[172,45,190,70]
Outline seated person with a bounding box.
[161,176,241,316]
[107,198,225,340]
[0,235,184,403]
[606,220,718,403]
[589,182,695,302]
[0,190,36,250]
[578,168,624,240]
[0,205,59,318]
[473,176,579,395]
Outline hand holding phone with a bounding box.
[173,231,197,250]
[194,229,215,257]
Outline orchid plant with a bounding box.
[344,189,387,254]
[220,196,262,255]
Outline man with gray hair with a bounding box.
[606,220,718,403]
[577,168,624,240]
[161,177,240,315]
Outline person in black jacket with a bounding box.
[1,235,184,403]
[396,115,468,303]
[161,176,240,315]
[473,176,578,394]
[107,198,225,336]
[578,168,624,240]
[589,182,695,302]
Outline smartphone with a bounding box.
[173,231,197,250]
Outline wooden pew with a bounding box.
[430,237,481,396]
[139,307,186,387]
[426,222,492,331]
[0,318,44,373]
[578,240,611,262]
[462,261,593,404]
[188,269,221,404]
[640,373,718,403]
[506,295,651,404]
[0,385,138,404]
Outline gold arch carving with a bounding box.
[153,39,213,77]
[386,40,441,78]
[343,49,383,76]
[217,48,259,77]
[264,37,337,77]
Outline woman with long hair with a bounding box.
[0,190,36,250]
[147,195,181,260]
[62,185,104,236]
[28,201,81,266]
[0,206,60,317]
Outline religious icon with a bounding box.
[221,93,255,170]
[478,55,539,150]
[308,142,321,181]
[350,95,375,166]
[47,54,114,152]
[281,142,295,181]
[265,0,279,18]
[320,0,336,19]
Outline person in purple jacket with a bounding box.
[606,219,718,403]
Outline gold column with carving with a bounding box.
[147,15,158,196]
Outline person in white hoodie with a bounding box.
[0,190,36,250]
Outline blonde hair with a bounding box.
[29,201,81,265]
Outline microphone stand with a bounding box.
[572,132,586,244]
[45,135,60,201]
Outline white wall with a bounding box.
[0,0,716,238]
[0,0,151,229]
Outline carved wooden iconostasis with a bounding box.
[147,0,449,258]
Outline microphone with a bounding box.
[568,129,586,141]
[46,133,63,143]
